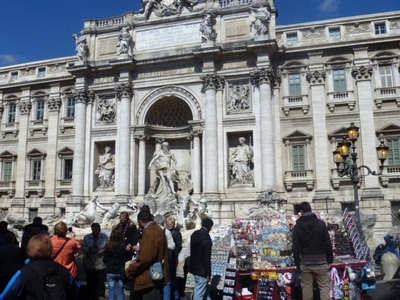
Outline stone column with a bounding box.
[251,68,275,190]
[42,88,62,209]
[13,93,31,207]
[352,65,380,188]
[307,70,331,192]
[201,74,223,196]
[272,73,284,192]
[190,128,202,195]
[136,134,148,196]
[115,83,133,203]
[71,89,94,204]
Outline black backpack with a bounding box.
[21,260,70,300]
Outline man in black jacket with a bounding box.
[292,201,333,300]
[189,218,213,300]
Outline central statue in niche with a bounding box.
[148,141,179,198]
[144,141,193,216]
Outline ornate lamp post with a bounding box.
[332,122,389,226]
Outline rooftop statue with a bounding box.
[250,5,271,36]
[72,33,88,62]
[117,23,133,57]
[139,0,199,20]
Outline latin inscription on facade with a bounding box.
[136,23,201,51]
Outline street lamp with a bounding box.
[332,122,389,226]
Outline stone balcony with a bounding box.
[284,169,315,191]
[281,95,310,116]
[0,181,15,197]
[1,122,19,138]
[330,168,362,190]
[60,117,75,134]
[25,180,45,197]
[374,87,400,108]
[379,165,400,187]
[29,119,48,136]
[55,179,72,197]
[326,90,356,113]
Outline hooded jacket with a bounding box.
[292,212,333,268]
[189,227,212,278]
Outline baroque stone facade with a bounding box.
[1,0,400,244]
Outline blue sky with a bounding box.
[0,0,399,67]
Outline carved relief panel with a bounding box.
[226,82,251,114]
[95,97,116,125]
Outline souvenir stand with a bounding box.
[185,225,233,299]
[231,210,375,300]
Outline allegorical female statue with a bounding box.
[229,137,254,186]
[95,146,115,191]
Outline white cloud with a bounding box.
[319,0,340,13]
[0,54,19,66]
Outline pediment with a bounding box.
[0,150,17,159]
[376,124,400,137]
[328,127,350,141]
[58,147,74,157]
[282,130,313,143]
[27,148,46,158]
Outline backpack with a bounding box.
[21,260,70,300]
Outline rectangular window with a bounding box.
[375,23,386,34]
[288,73,301,96]
[36,101,45,120]
[387,139,400,166]
[286,33,298,44]
[8,103,16,123]
[379,65,393,88]
[333,69,347,92]
[32,160,41,180]
[37,67,46,77]
[66,97,76,118]
[2,162,12,181]
[329,28,341,40]
[292,145,305,171]
[10,72,18,81]
[64,159,73,179]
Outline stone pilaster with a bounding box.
[12,93,31,207]
[71,88,95,206]
[201,74,224,196]
[351,65,380,188]
[306,70,331,194]
[42,89,62,209]
[115,83,133,203]
[251,68,275,190]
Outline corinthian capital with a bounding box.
[351,65,373,80]
[18,101,31,115]
[74,88,95,104]
[306,70,326,85]
[47,97,62,112]
[201,74,225,90]
[115,83,133,100]
[250,67,275,86]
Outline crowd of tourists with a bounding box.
[0,207,215,300]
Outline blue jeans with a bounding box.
[107,273,125,300]
[163,280,171,300]
[193,275,210,300]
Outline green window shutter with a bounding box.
[3,162,12,181]
[293,145,305,171]
[333,69,346,92]
[289,73,301,96]
[387,139,400,165]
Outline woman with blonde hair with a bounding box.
[51,221,81,278]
